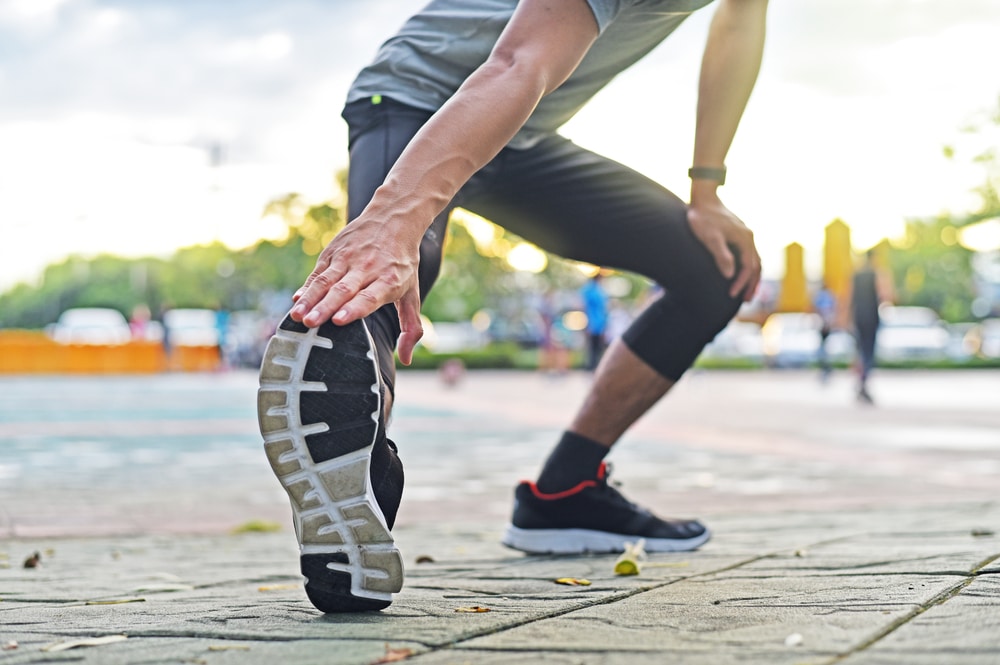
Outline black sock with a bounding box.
[535,431,610,494]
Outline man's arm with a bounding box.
[686,0,768,301]
[290,0,599,363]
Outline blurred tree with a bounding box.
[0,167,639,330]
[943,94,1000,221]
[888,216,975,322]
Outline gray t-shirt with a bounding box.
[346,0,715,149]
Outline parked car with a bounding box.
[419,319,488,354]
[163,309,221,347]
[48,308,132,345]
[972,318,1000,359]
[701,320,764,362]
[761,312,823,367]
[223,310,271,368]
[875,306,949,362]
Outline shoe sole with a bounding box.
[500,525,711,555]
[257,315,403,612]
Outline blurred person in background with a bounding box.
[849,249,892,404]
[258,0,767,613]
[813,285,837,382]
[538,290,572,376]
[580,272,610,370]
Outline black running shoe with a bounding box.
[502,463,710,554]
[257,314,404,612]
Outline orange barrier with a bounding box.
[0,331,220,374]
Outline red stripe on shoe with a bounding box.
[526,479,597,500]
[525,462,609,500]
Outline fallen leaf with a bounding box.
[258,583,300,592]
[613,539,647,576]
[454,606,491,613]
[85,598,146,606]
[371,643,414,663]
[41,635,128,652]
[613,558,640,576]
[208,645,251,651]
[554,577,591,586]
[230,519,282,534]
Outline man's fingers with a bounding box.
[730,241,762,301]
[296,270,361,327]
[330,287,382,326]
[708,236,736,280]
[395,288,423,365]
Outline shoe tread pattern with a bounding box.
[258,315,403,612]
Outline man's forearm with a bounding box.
[363,59,548,242]
[691,0,767,173]
[361,0,597,241]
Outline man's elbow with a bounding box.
[478,47,551,98]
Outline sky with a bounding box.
[1,0,999,292]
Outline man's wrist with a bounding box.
[689,177,723,205]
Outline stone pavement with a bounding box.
[1,369,999,664]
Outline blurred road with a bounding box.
[1,367,997,538]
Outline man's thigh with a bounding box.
[461,136,728,300]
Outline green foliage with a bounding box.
[957,94,1000,217]
[888,216,976,322]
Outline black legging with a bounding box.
[342,97,742,397]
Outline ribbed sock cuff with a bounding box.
[535,431,610,494]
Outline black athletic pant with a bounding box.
[342,97,743,398]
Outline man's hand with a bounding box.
[686,187,761,302]
[289,217,424,365]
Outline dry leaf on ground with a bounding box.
[258,583,300,592]
[554,577,591,586]
[454,606,491,613]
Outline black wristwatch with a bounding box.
[688,166,726,186]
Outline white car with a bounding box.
[163,309,221,347]
[876,306,949,362]
[701,320,764,362]
[49,308,132,345]
[761,312,823,367]
[974,318,1000,359]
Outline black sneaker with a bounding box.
[501,463,710,554]
[257,314,404,612]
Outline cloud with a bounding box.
[769,0,1000,96]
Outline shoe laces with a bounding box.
[595,463,640,511]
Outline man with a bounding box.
[813,285,837,382]
[850,250,884,404]
[257,0,766,613]
[580,273,609,370]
